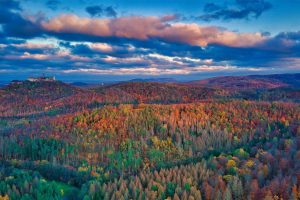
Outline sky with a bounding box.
[0,0,300,82]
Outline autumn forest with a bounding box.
[0,73,299,200]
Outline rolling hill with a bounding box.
[93,82,228,104]
[93,73,300,103]
[189,73,300,90]
[1,73,299,117]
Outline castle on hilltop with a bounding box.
[27,76,56,82]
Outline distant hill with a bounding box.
[249,73,300,88]
[189,73,300,90]
[127,78,178,83]
[93,82,228,104]
[92,73,299,103]
[70,82,90,87]
[186,73,300,101]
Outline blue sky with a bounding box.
[0,0,300,82]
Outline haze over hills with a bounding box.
[126,78,178,83]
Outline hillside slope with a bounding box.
[93,82,228,104]
[0,80,101,117]
[189,73,300,90]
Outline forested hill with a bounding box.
[188,73,300,90]
[93,82,228,104]
[0,80,101,117]
[0,73,299,117]
[92,73,300,103]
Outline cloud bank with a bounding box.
[0,0,299,80]
[41,14,266,48]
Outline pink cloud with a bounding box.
[12,43,54,49]
[89,43,113,52]
[4,50,91,62]
[41,14,266,48]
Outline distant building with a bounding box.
[27,76,56,82]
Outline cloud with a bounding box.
[2,48,91,62]
[161,14,181,22]
[62,64,240,76]
[86,5,103,17]
[12,42,54,49]
[199,0,272,21]
[253,31,300,55]
[0,5,299,79]
[148,53,213,65]
[89,43,113,52]
[0,0,44,39]
[41,14,266,48]
[0,0,21,24]
[276,31,300,41]
[0,69,13,73]
[2,16,43,38]
[0,39,58,57]
[0,0,20,10]
[1,36,299,78]
[104,6,117,18]
[46,0,61,11]
[86,5,117,18]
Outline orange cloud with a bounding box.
[42,14,266,48]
